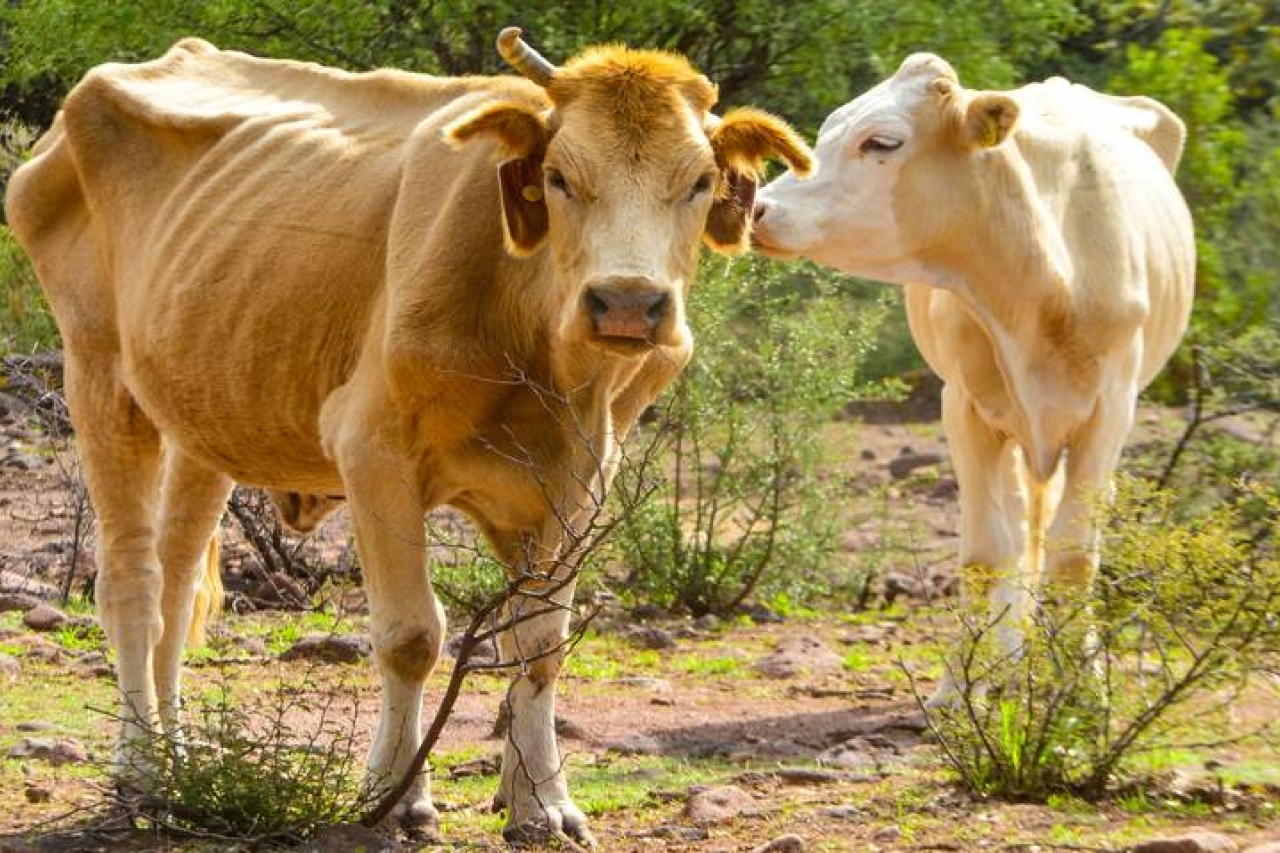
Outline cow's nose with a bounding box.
[584,278,669,342]
[753,200,769,223]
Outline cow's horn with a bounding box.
[497,27,557,87]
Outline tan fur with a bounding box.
[4,35,808,837]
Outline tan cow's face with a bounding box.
[447,41,811,357]
[753,54,1018,284]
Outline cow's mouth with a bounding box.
[592,334,656,356]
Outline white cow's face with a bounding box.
[753,54,1018,284]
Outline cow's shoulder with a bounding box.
[1015,77,1185,174]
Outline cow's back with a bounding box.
[6,40,522,490]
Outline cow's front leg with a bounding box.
[492,542,592,846]
[333,427,443,832]
[929,383,1029,707]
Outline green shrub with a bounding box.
[611,257,889,616]
[119,675,373,844]
[919,478,1280,800]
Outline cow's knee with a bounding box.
[374,625,443,684]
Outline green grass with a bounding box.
[672,652,747,677]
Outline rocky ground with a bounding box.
[0,389,1277,852]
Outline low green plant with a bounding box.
[917,478,1280,800]
[116,673,373,844]
[612,257,889,616]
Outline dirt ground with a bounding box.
[1,396,1277,852]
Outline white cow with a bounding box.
[753,54,1194,701]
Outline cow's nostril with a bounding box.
[585,289,609,318]
[753,201,769,223]
[645,292,669,321]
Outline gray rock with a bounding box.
[1133,831,1239,853]
[22,604,68,632]
[755,636,842,679]
[816,741,881,773]
[279,633,370,664]
[819,805,862,820]
[15,721,55,732]
[0,571,59,596]
[24,779,54,804]
[692,613,720,631]
[872,825,902,843]
[683,784,760,825]
[605,733,663,756]
[7,737,89,766]
[751,835,805,853]
[628,626,677,650]
[0,653,17,683]
[637,825,710,841]
[554,716,590,741]
[0,593,42,614]
[888,452,943,479]
[612,675,674,694]
[745,602,784,624]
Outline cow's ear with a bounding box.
[705,108,814,254]
[444,101,551,255]
[960,93,1019,149]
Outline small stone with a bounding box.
[888,452,943,479]
[627,626,677,650]
[24,780,54,804]
[859,449,877,461]
[555,717,590,741]
[751,835,805,853]
[683,784,759,825]
[0,593,42,614]
[745,602,784,624]
[22,604,68,632]
[279,633,370,664]
[755,636,842,679]
[232,635,269,657]
[1133,831,1239,853]
[873,825,902,843]
[817,741,881,773]
[0,653,17,684]
[613,675,674,694]
[820,805,862,820]
[15,721,55,733]
[0,571,59,600]
[605,733,663,756]
[639,825,709,841]
[7,737,89,766]
[692,614,720,631]
[444,633,498,665]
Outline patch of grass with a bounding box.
[51,622,105,653]
[673,653,747,677]
[843,647,873,673]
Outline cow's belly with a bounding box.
[115,131,399,490]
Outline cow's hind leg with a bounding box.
[153,447,233,736]
[492,532,593,847]
[64,356,165,781]
[929,383,1029,708]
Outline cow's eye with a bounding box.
[545,168,572,198]
[859,135,903,155]
[688,172,715,201]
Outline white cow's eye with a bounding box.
[860,135,903,155]
[687,172,716,201]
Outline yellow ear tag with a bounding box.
[522,185,544,202]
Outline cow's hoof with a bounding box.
[390,797,441,838]
[503,801,595,849]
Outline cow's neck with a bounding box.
[914,146,1109,480]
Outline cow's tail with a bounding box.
[1026,478,1049,585]
[186,536,223,649]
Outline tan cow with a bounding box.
[752,55,1194,703]
[5,30,811,842]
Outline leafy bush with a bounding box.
[118,675,373,844]
[611,258,888,616]
[919,478,1280,800]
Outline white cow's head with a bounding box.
[753,54,1019,283]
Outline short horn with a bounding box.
[497,27,557,87]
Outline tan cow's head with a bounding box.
[446,28,811,356]
[752,54,1019,282]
